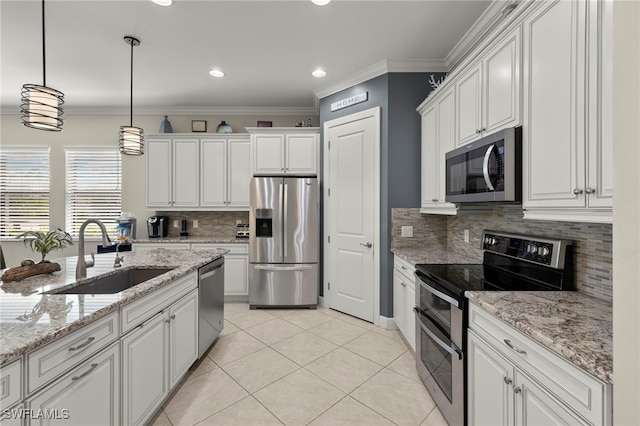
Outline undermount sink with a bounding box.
[49,268,173,294]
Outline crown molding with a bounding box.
[313,58,447,100]
[0,105,319,116]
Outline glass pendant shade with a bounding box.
[119,126,144,155]
[21,84,64,131]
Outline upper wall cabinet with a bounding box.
[522,0,612,223]
[146,134,251,211]
[456,27,522,147]
[247,127,319,176]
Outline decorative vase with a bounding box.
[159,115,173,133]
[216,120,233,133]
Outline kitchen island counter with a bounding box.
[0,248,226,366]
[133,237,248,244]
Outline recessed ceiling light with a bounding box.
[209,69,225,78]
[152,0,172,6]
[311,0,331,5]
[312,69,327,78]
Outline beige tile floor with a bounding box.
[151,303,448,426]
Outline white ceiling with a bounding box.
[1,0,497,115]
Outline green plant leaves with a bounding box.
[17,228,74,262]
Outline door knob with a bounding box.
[360,242,372,248]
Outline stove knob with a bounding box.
[490,237,497,245]
[541,247,550,257]
[527,244,537,254]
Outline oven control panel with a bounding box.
[481,231,571,269]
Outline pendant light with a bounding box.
[21,0,64,132]
[119,36,144,156]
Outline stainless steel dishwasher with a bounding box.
[198,257,224,358]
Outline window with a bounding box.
[65,148,121,237]
[0,147,50,238]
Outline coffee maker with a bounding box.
[147,216,168,238]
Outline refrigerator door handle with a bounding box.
[254,265,314,272]
[278,183,284,258]
[283,183,288,258]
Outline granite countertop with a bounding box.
[391,247,472,266]
[466,291,613,384]
[133,237,248,244]
[0,248,227,366]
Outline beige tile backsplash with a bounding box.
[156,211,249,239]
[391,207,612,302]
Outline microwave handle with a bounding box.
[482,144,496,191]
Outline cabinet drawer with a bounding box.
[469,303,608,425]
[394,256,415,282]
[0,359,22,410]
[191,243,248,255]
[121,272,197,334]
[26,311,119,395]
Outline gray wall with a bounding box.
[318,72,443,317]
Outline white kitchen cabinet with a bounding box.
[121,289,198,426]
[200,137,250,209]
[418,86,457,215]
[146,138,199,208]
[247,128,319,176]
[132,243,190,251]
[468,302,612,426]
[456,27,521,147]
[0,359,22,421]
[27,342,120,426]
[522,0,612,223]
[192,243,249,300]
[392,256,415,351]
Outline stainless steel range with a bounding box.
[414,230,573,426]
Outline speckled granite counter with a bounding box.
[466,291,613,384]
[0,248,226,366]
[133,237,248,244]
[391,247,472,266]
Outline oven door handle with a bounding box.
[415,274,460,308]
[482,144,496,191]
[415,308,462,360]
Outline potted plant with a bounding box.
[18,228,73,262]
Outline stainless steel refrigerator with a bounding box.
[249,177,318,309]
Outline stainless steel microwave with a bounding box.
[445,127,522,203]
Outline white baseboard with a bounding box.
[318,296,326,308]
[378,315,398,330]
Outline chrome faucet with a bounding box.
[113,240,125,268]
[76,219,112,279]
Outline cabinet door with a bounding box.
[467,332,513,426]
[172,139,199,207]
[484,28,521,134]
[227,138,251,208]
[405,281,416,351]
[121,312,168,426]
[393,269,406,335]
[436,88,457,208]
[456,64,483,146]
[169,291,198,389]
[420,104,438,210]
[27,343,119,426]
[146,139,172,207]
[285,134,317,175]
[253,135,285,175]
[200,139,227,208]
[224,255,249,298]
[515,372,589,426]
[523,0,586,209]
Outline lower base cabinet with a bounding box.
[393,257,416,351]
[121,290,198,426]
[26,342,120,426]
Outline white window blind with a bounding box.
[0,147,51,238]
[65,148,122,237]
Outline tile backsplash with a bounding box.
[392,207,612,302]
[155,211,249,239]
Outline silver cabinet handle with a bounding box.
[360,242,372,248]
[585,187,596,194]
[72,363,98,381]
[504,377,512,385]
[504,339,526,355]
[401,266,407,270]
[171,314,176,320]
[68,337,95,352]
[573,188,584,195]
[482,144,496,191]
[514,387,522,394]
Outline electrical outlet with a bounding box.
[173,220,179,228]
[193,220,198,228]
[236,219,242,225]
[464,229,470,243]
[401,226,413,237]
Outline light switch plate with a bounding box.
[464,229,470,243]
[401,226,413,237]
[173,220,179,228]
[193,220,198,228]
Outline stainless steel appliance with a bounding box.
[147,215,168,238]
[414,230,573,426]
[198,257,224,358]
[249,177,319,309]
[445,127,522,203]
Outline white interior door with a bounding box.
[324,107,380,323]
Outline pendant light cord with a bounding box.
[129,39,134,127]
[41,0,46,86]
